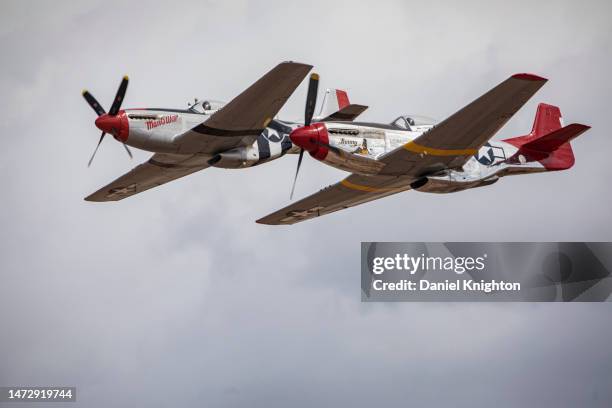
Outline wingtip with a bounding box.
[81,89,88,96]
[512,73,548,82]
[255,216,282,225]
[570,123,591,131]
[84,193,104,202]
[123,75,129,81]
[281,60,313,69]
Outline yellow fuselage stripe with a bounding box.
[403,141,477,156]
[340,179,406,193]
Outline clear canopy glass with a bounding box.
[189,99,226,113]
[391,115,438,129]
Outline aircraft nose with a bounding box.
[95,114,120,133]
[94,112,129,142]
[289,125,318,152]
[289,122,329,160]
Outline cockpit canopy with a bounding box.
[188,99,226,114]
[391,115,438,130]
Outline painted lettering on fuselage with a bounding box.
[339,137,359,146]
[146,115,178,130]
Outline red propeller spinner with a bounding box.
[94,113,128,142]
[289,122,329,161]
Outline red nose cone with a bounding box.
[95,114,120,133]
[289,122,329,160]
[94,111,129,142]
[289,126,318,151]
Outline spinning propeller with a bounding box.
[290,73,319,199]
[289,73,340,199]
[82,76,133,167]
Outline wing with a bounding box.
[182,61,312,152]
[380,73,548,176]
[321,104,368,121]
[257,173,413,225]
[85,153,210,202]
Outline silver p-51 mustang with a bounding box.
[82,62,589,224]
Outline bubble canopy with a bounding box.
[391,115,438,130]
[189,99,226,113]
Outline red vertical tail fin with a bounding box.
[531,103,563,136]
[503,103,589,170]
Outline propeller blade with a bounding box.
[290,148,305,200]
[108,75,129,116]
[122,143,133,159]
[304,73,319,126]
[82,90,106,116]
[88,132,106,167]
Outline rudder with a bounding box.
[531,103,563,137]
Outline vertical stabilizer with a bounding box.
[318,89,350,118]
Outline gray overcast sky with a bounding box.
[1,0,611,406]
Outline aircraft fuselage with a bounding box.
[109,107,300,169]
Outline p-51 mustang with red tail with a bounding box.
[82,61,589,225]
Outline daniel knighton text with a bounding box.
[361,242,612,302]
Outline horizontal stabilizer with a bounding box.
[321,104,368,121]
[521,123,590,153]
